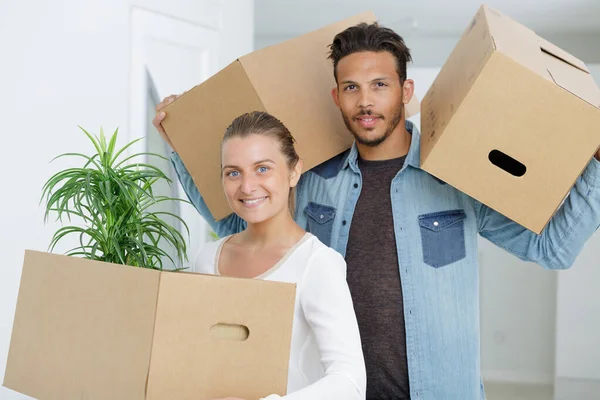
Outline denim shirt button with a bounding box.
[433,221,439,227]
[319,214,324,219]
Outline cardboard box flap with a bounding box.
[538,36,588,73]
[483,4,600,109]
[483,5,547,79]
[539,37,600,109]
[543,55,600,109]
[483,4,535,49]
[146,272,296,399]
[480,5,505,27]
[4,251,160,400]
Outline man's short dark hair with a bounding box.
[328,22,412,84]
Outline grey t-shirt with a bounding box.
[345,155,410,400]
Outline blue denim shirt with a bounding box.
[171,121,600,399]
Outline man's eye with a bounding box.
[376,82,387,87]
[345,85,356,91]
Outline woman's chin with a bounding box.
[233,207,271,225]
[233,203,286,226]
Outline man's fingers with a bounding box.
[152,93,183,146]
[155,94,180,112]
[152,111,167,133]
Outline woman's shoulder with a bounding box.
[304,234,344,261]
[296,235,350,301]
[298,234,346,276]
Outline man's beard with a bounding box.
[342,105,404,148]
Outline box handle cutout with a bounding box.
[210,323,250,341]
[488,150,526,177]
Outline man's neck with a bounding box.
[357,121,412,161]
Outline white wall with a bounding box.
[256,32,600,67]
[554,65,600,385]
[479,239,558,384]
[0,1,253,398]
[554,230,600,387]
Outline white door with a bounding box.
[129,6,221,271]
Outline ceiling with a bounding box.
[255,0,600,38]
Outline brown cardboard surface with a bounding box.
[421,4,600,233]
[4,251,296,400]
[146,272,295,400]
[4,250,159,400]
[420,4,495,164]
[161,12,421,221]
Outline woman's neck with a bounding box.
[238,210,305,249]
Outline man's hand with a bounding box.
[152,94,182,148]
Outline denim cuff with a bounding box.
[582,155,600,189]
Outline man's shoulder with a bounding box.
[303,149,351,180]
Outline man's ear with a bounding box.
[331,87,341,108]
[402,79,415,105]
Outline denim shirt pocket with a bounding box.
[418,209,467,268]
[305,202,336,246]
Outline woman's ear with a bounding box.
[290,159,304,188]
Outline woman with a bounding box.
[194,111,366,400]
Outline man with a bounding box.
[153,23,600,400]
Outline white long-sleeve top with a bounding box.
[194,232,366,400]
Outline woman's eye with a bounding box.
[228,171,240,177]
[257,166,269,173]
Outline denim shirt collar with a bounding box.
[342,120,421,172]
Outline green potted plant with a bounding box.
[4,126,296,400]
[41,126,189,270]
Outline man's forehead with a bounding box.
[337,51,397,74]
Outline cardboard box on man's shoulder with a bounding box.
[161,12,421,221]
[420,4,600,234]
[3,250,296,399]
